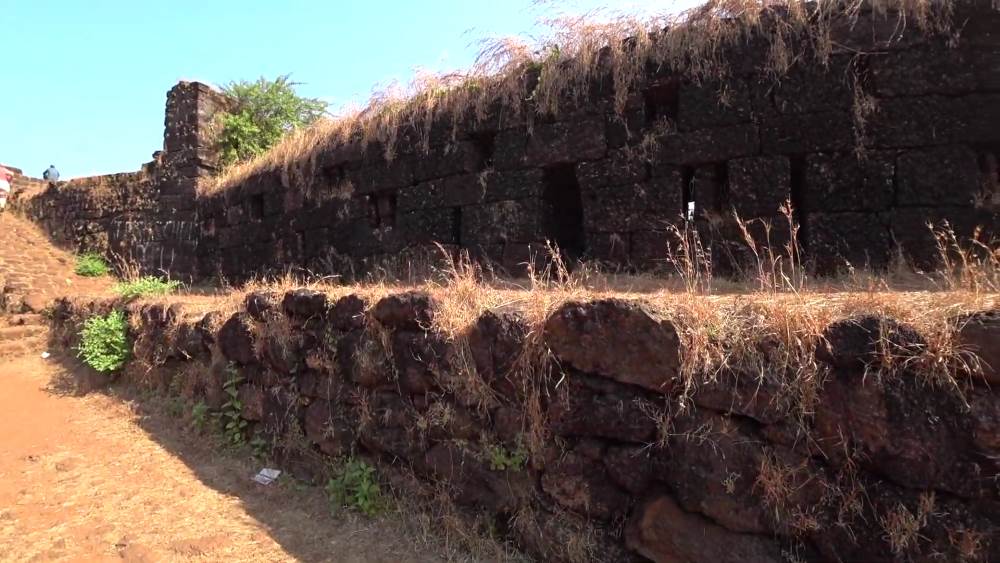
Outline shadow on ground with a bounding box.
[40,350,481,563]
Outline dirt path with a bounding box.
[0,213,492,562]
[0,355,456,562]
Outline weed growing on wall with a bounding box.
[75,252,110,277]
[250,433,270,460]
[77,310,130,373]
[485,443,528,472]
[217,75,327,167]
[220,367,248,446]
[326,457,385,517]
[113,276,182,299]
[190,400,210,432]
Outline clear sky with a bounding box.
[1,0,698,179]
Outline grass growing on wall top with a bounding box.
[207,0,958,196]
[114,276,182,299]
[75,252,110,277]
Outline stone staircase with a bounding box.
[0,213,112,359]
[0,313,48,359]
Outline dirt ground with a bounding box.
[0,355,462,563]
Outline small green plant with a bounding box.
[220,368,248,446]
[250,434,270,460]
[486,443,528,472]
[165,396,186,419]
[190,400,210,432]
[326,458,385,517]
[75,252,110,277]
[76,310,130,373]
[113,276,182,299]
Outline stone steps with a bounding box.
[0,324,47,342]
[0,333,47,360]
[1,313,44,328]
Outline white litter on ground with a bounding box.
[252,468,281,485]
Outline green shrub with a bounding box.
[75,253,110,277]
[113,276,182,299]
[217,75,327,167]
[77,310,130,373]
[326,458,385,516]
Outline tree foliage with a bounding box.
[217,75,327,167]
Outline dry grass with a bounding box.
[206,0,958,196]
[109,216,999,482]
[879,492,937,555]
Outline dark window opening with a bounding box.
[471,132,497,168]
[542,164,586,261]
[322,165,346,187]
[452,207,462,246]
[248,194,265,221]
[977,149,999,197]
[368,192,397,228]
[789,156,808,251]
[712,162,729,214]
[643,78,680,123]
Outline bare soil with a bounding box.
[0,355,456,562]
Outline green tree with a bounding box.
[217,75,327,166]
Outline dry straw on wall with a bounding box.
[207,0,958,195]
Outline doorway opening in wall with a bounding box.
[977,147,999,206]
[368,192,397,228]
[542,163,585,263]
[681,166,696,221]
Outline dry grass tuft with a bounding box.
[755,449,819,534]
[949,527,987,562]
[880,492,937,555]
[206,0,958,196]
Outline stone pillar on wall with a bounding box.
[160,81,235,196]
[116,81,234,279]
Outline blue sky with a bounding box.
[1,0,697,179]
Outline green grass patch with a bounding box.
[75,253,110,277]
[114,276,182,299]
[77,310,130,373]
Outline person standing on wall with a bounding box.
[0,166,13,213]
[43,164,60,185]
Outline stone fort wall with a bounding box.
[13,1,1000,282]
[13,82,231,278]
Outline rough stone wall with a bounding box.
[13,81,231,278]
[200,2,1000,281]
[18,171,154,256]
[49,292,1000,562]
